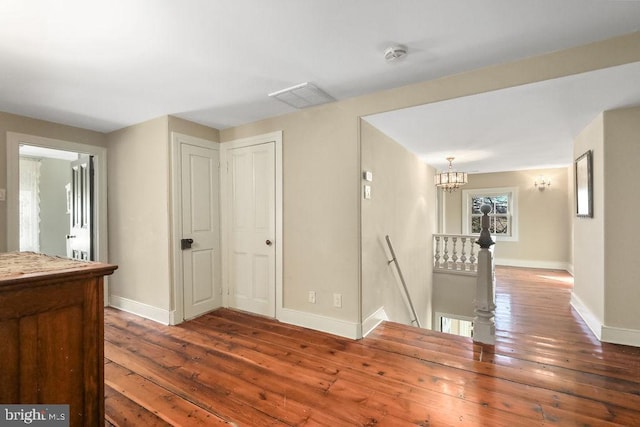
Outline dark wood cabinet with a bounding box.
[0,253,117,427]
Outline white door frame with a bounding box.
[6,132,109,293]
[220,131,283,319]
[169,132,220,325]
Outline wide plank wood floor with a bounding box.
[104,267,640,426]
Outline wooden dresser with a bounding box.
[0,252,117,427]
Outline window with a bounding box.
[462,187,518,241]
[19,156,41,252]
[436,313,474,338]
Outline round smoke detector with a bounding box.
[384,45,408,62]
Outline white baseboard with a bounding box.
[495,258,570,271]
[109,295,171,325]
[565,263,575,276]
[278,308,361,339]
[602,325,640,347]
[569,293,640,347]
[569,292,602,340]
[362,306,389,337]
[169,310,179,325]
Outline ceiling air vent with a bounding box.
[268,82,335,109]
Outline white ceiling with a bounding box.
[1,1,640,171]
[365,61,640,174]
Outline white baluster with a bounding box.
[460,237,467,271]
[442,236,450,269]
[469,237,477,272]
[434,235,441,268]
[451,236,458,270]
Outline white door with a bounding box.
[67,155,93,260]
[181,143,221,319]
[227,142,275,317]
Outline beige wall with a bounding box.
[432,273,476,325]
[221,32,640,330]
[222,106,361,322]
[443,168,572,269]
[572,115,605,324]
[602,106,640,331]
[572,107,640,343]
[360,120,435,328]
[106,115,219,317]
[0,112,106,252]
[168,115,220,142]
[38,157,72,257]
[0,111,219,320]
[106,116,172,310]
[566,164,575,274]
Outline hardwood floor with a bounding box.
[104,267,640,426]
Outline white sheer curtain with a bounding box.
[19,157,41,252]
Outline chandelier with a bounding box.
[435,157,468,192]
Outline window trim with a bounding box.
[462,186,519,242]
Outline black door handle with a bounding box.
[181,238,194,250]
[266,240,273,246]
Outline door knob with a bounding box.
[66,235,76,239]
[181,238,194,250]
[265,240,273,246]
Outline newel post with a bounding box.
[474,204,496,345]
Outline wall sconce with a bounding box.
[534,176,551,191]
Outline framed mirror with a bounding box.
[575,150,593,218]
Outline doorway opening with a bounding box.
[6,132,108,265]
[18,145,94,259]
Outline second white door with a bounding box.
[227,141,275,317]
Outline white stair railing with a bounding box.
[433,234,478,273]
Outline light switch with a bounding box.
[363,171,373,182]
[364,185,371,200]
[0,189,5,201]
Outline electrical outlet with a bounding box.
[308,291,316,304]
[333,293,342,308]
